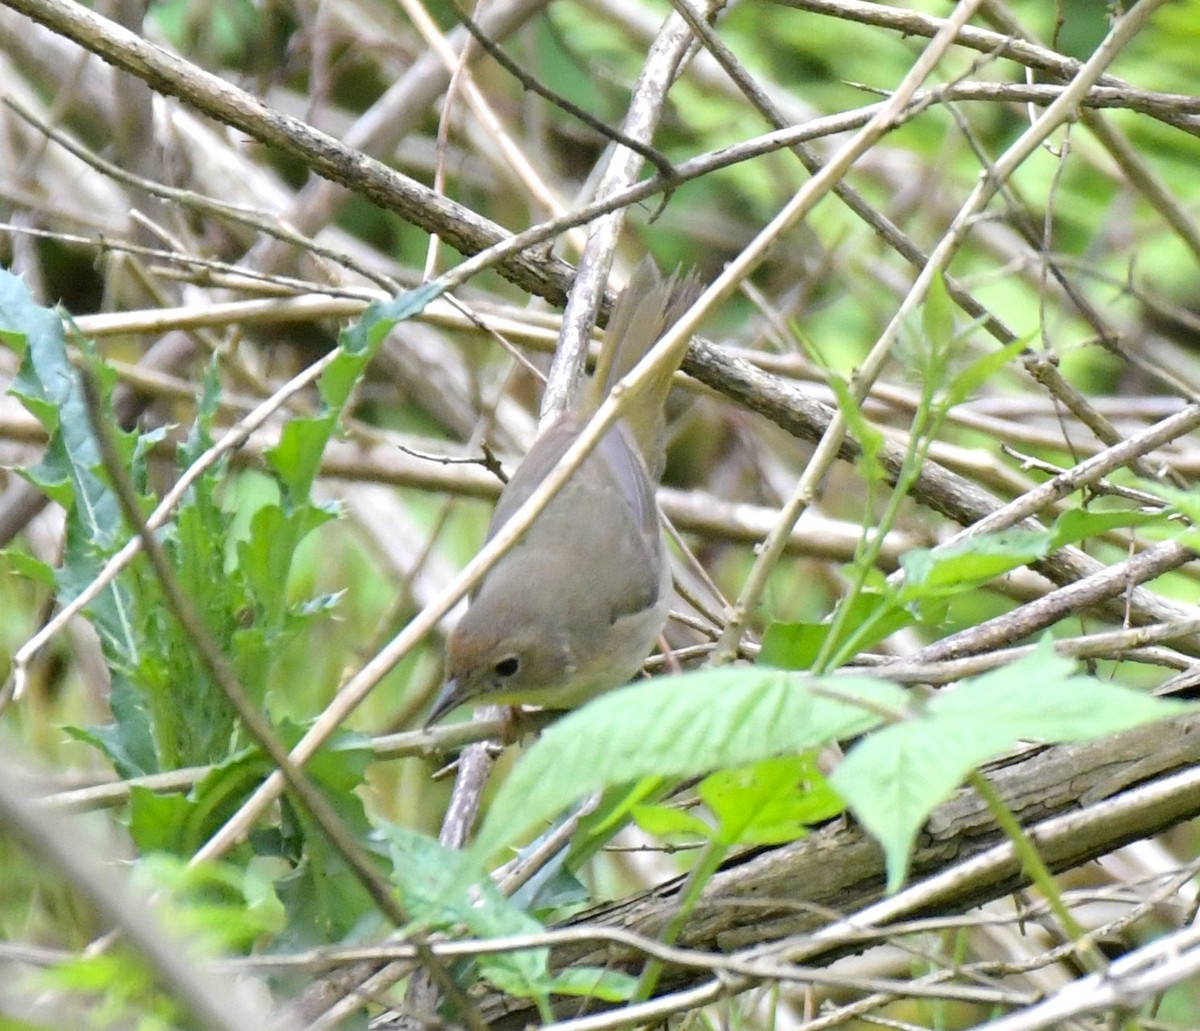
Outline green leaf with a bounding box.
[759,621,826,671]
[1,273,147,678]
[2,548,57,588]
[265,280,438,509]
[763,592,914,671]
[127,751,268,853]
[128,788,197,853]
[899,529,1052,601]
[65,671,158,777]
[945,337,1027,408]
[827,370,886,483]
[238,502,336,624]
[265,416,335,503]
[566,775,673,870]
[1137,482,1200,523]
[546,967,637,1002]
[340,281,444,360]
[470,669,906,864]
[632,803,713,841]
[1048,506,1170,549]
[831,640,1196,891]
[133,853,287,951]
[381,824,553,1011]
[921,271,955,361]
[699,753,843,846]
[1,270,75,431]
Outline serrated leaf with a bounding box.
[1,270,74,430]
[265,281,438,508]
[340,281,444,359]
[238,502,335,623]
[831,639,1197,891]
[266,415,335,503]
[64,671,158,776]
[469,669,906,864]
[928,641,1189,739]
[1,274,144,673]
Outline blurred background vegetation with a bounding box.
[2,0,1200,1027]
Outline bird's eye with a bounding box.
[494,656,520,678]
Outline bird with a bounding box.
[426,259,701,725]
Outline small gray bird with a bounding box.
[427,260,701,724]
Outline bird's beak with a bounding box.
[424,679,461,729]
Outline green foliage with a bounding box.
[7,0,1200,1021]
[469,670,905,864]
[831,640,1196,890]
[132,853,288,951]
[634,753,843,848]
[35,950,178,1031]
[762,587,915,673]
[382,825,635,1013]
[3,274,141,686]
[471,640,1193,897]
[0,276,442,956]
[1,274,427,778]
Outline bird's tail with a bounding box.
[586,256,703,479]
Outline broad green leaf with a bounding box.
[274,827,375,948]
[129,788,198,853]
[470,669,906,864]
[760,620,827,671]
[927,641,1189,739]
[127,751,268,853]
[266,416,335,503]
[831,640,1196,891]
